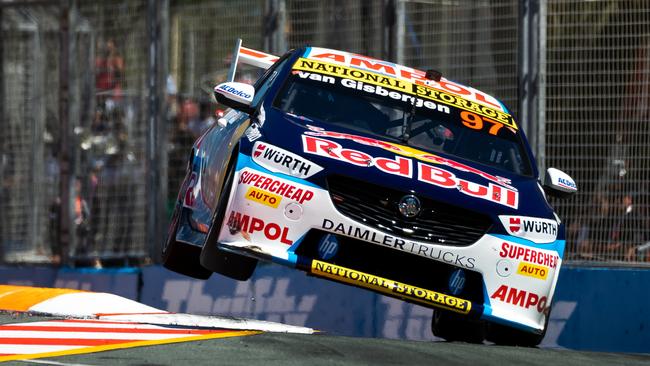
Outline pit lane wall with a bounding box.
[1,264,648,353]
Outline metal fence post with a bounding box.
[518,0,542,170]
[537,0,547,173]
[58,0,72,264]
[147,0,168,262]
[0,6,4,262]
[394,0,404,65]
[264,0,286,54]
[382,0,395,62]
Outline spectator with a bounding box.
[168,103,195,198]
[610,193,643,261]
[182,99,202,139]
[73,177,91,256]
[95,38,125,103]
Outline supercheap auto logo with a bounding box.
[499,242,557,281]
[238,169,314,204]
[311,260,471,314]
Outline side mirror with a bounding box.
[543,167,577,198]
[213,82,255,115]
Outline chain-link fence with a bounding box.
[0,5,60,263]
[1,0,649,267]
[545,1,650,264]
[400,0,519,115]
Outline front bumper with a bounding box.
[214,153,564,334]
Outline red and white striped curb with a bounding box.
[0,318,254,361]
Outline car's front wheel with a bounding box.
[161,204,212,279]
[200,156,258,281]
[431,308,485,344]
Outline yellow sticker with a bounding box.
[293,58,517,129]
[517,262,549,280]
[245,187,282,208]
[311,260,471,314]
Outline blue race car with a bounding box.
[162,41,577,346]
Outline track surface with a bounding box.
[1,313,649,366]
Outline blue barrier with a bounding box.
[54,267,140,301]
[1,264,648,353]
[0,266,57,287]
[550,266,650,353]
[140,264,429,339]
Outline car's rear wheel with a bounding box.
[161,204,212,279]
[200,156,258,281]
[486,314,549,347]
[431,308,485,344]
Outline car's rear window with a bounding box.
[273,59,533,176]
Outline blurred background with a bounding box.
[0,0,649,269]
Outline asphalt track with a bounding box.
[2,313,649,366]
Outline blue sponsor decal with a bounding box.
[318,234,339,260]
[448,268,466,296]
[218,84,251,99]
[558,177,577,189]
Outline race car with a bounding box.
[162,40,577,346]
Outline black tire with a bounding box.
[431,308,486,344]
[486,314,549,347]
[161,204,212,279]
[200,157,258,281]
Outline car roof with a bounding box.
[296,46,511,117]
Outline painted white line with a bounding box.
[8,321,168,330]
[0,330,186,340]
[19,359,97,366]
[0,345,87,354]
[99,313,315,334]
[29,293,160,317]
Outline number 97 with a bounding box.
[460,111,503,135]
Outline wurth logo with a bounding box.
[509,217,521,233]
[251,141,323,179]
[499,215,559,244]
[253,143,266,158]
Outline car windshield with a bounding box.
[273,67,533,176]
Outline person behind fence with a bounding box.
[73,176,91,256]
[95,38,125,107]
[579,190,611,260]
[609,192,643,261]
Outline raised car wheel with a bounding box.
[486,314,549,347]
[200,157,258,281]
[431,308,486,344]
[161,204,212,279]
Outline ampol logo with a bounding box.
[499,215,558,244]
